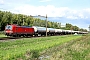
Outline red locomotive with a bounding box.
[5,24,34,37]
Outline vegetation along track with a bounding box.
[0,34,45,41]
[40,35,90,60]
[0,34,68,41]
[0,35,82,60]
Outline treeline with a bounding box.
[65,23,87,32]
[0,10,87,32]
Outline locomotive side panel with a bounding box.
[14,26,35,36]
[24,27,34,34]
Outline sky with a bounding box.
[0,0,90,30]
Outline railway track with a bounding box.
[0,37,22,40]
[0,35,64,41]
[0,35,48,41]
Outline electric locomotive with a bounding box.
[5,24,35,37]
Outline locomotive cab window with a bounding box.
[5,25,12,30]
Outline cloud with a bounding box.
[10,4,90,20]
[0,0,4,4]
[39,0,51,2]
[11,5,69,17]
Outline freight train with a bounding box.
[4,24,88,37]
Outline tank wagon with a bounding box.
[55,29,62,35]
[5,24,88,37]
[32,26,49,36]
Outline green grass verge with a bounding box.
[0,34,7,37]
[46,35,90,60]
[0,35,82,60]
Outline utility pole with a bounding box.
[30,14,48,37]
[46,14,47,37]
[89,25,90,32]
[71,26,73,35]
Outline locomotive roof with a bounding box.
[17,26,32,28]
[9,24,32,28]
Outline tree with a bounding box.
[0,11,4,30]
[65,23,72,30]
[73,26,79,31]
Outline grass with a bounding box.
[0,35,82,60]
[0,34,7,37]
[44,35,90,60]
[0,31,7,37]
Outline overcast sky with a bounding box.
[0,0,90,30]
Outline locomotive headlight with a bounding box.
[5,31,8,33]
[9,31,13,33]
[5,31,13,33]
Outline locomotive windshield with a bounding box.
[5,25,12,30]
